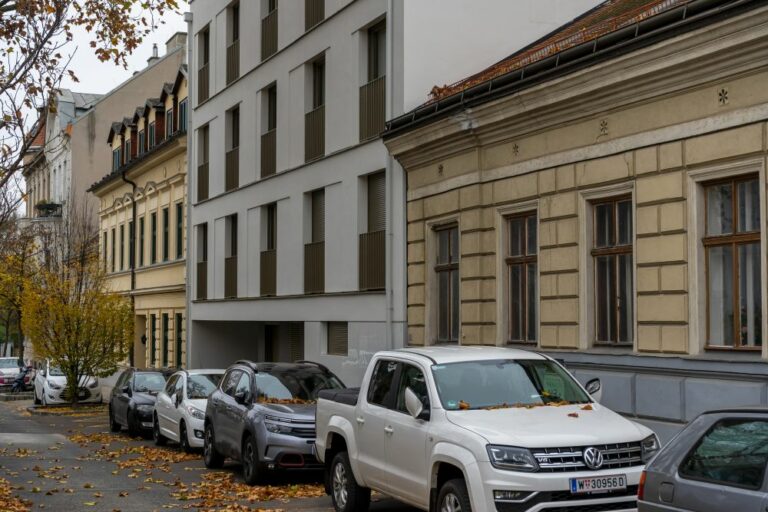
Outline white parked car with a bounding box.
[0,357,27,389]
[153,369,224,451]
[33,359,101,405]
[316,346,659,512]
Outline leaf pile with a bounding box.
[0,477,31,512]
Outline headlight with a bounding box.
[48,381,62,390]
[186,405,205,420]
[264,421,292,435]
[136,404,154,414]
[641,434,660,463]
[88,380,98,389]
[487,445,539,472]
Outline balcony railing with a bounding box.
[225,147,239,191]
[225,255,238,298]
[35,202,62,218]
[304,241,324,294]
[304,105,324,162]
[261,9,278,61]
[226,39,240,85]
[359,75,385,141]
[261,129,276,178]
[359,230,385,290]
[197,162,209,202]
[198,64,210,103]
[260,249,276,296]
[196,261,207,300]
[305,0,324,30]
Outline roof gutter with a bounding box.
[384,0,758,139]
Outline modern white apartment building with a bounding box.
[186,0,601,383]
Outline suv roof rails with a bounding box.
[294,360,330,373]
[235,360,259,372]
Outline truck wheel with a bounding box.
[437,478,472,512]
[242,436,262,485]
[203,423,224,469]
[330,452,370,512]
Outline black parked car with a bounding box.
[204,360,345,485]
[109,368,174,436]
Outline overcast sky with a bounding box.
[59,3,189,94]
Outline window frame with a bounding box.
[366,359,400,409]
[703,174,762,351]
[505,211,538,344]
[591,195,634,346]
[175,202,184,260]
[433,223,460,344]
[327,322,348,356]
[150,212,158,264]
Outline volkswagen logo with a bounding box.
[583,447,604,470]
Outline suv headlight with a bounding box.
[88,379,98,389]
[48,381,62,390]
[641,434,660,463]
[265,420,293,435]
[186,405,205,420]
[136,404,154,414]
[487,445,539,472]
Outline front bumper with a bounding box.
[260,430,321,470]
[186,417,206,448]
[475,461,642,512]
[45,387,102,404]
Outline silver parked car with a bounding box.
[639,408,768,512]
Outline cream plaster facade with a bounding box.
[91,69,189,369]
[386,3,768,439]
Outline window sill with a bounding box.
[704,345,762,352]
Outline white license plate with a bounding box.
[570,474,627,494]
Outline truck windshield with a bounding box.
[431,359,590,410]
[256,369,344,404]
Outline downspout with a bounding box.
[120,171,138,367]
[184,10,194,369]
[384,0,395,350]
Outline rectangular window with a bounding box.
[175,313,183,367]
[704,175,762,349]
[151,212,157,264]
[435,225,459,343]
[103,232,107,271]
[231,3,240,41]
[230,107,240,149]
[367,20,386,82]
[592,197,634,345]
[266,203,277,251]
[150,314,157,367]
[200,125,210,163]
[139,216,145,267]
[199,224,208,263]
[125,140,132,163]
[267,84,277,132]
[161,313,169,367]
[267,0,277,13]
[148,122,156,149]
[112,149,121,171]
[507,212,537,343]
[162,207,169,262]
[138,131,145,154]
[228,214,238,258]
[367,359,398,407]
[327,322,348,356]
[176,203,183,259]
[367,171,386,232]
[178,99,188,132]
[312,57,325,109]
[311,189,325,243]
[111,228,116,272]
[197,223,208,300]
[166,109,174,136]
[128,220,135,269]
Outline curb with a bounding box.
[0,393,34,402]
[26,404,106,416]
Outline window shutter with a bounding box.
[288,323,304,362]
[327,322,348,356]
[311,189,325,242]
[367,171,385,233]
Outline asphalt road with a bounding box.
[0,400,417,512]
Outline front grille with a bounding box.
[533,442,643,472]
[61,387,91,401]
[290,427,316,439]
[496,500,636,512]
[550,486,638,502]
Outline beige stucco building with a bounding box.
[90,67,189,369]
[385,0,768,439]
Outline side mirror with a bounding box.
[234,390,250,405]
[40,369,46,377]
[122,385,132,396]
[404,387,429,421]
[585,378,602,403]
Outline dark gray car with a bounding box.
[639,408,768,512]
[203,360,345,485]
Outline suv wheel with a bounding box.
[109,406,121,432]
[437,478,472,512]
[242,436,261,485]
[203,423,224,469]
[330,451,370,512]
[153,415,167,446]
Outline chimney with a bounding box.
[147,43,159,66]
[165,32,188,54]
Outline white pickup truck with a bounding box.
[316,346,659,512]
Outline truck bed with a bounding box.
[318,387,360,406]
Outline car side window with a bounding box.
[115,371,128,390]
[175,376,184,398]
[395,364,430,415]
[164,375,178,395]
[222,370,242,397]
[235,373,251,399]
[679,418,768,490]
[367,359,399,408]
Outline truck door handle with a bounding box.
[384,426,394,434]
[356,417,365,425]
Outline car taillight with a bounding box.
[637,471,647,501]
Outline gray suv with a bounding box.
[639,408,768,512]
[203,360,345,485]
